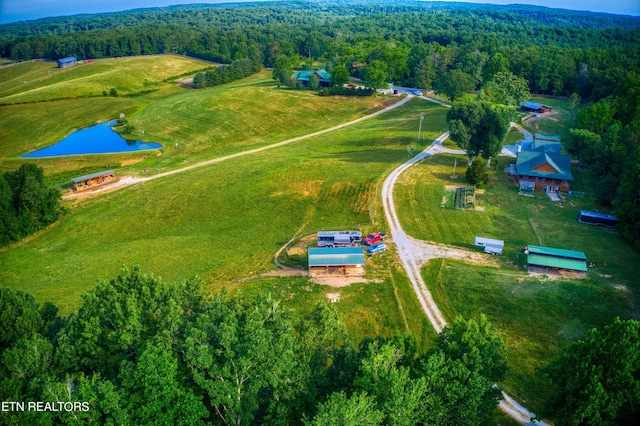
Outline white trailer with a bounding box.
[317,231,362,247]
[474,237,504,255]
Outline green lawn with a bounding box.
[393,152,640,411]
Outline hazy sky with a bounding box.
[1,0,639,24]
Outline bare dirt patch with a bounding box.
[311,276,369,287]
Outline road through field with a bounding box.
[381,130,546,426]
[64,95,413,199]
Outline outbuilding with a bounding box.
[71,170,116,191]
[525,245,587,276]
[520,102,552,113]
[308,247,365,277]
[474,237,504,255]
[57,57,78,68]
[576,210,618,228]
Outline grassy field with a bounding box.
[3,56,638,418]
[0,60,449,331]
[0,62,397,180]
[0,56,209,104]
[393,151,640,411]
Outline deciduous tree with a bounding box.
[540,317,640,425]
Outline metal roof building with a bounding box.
[577,210,618,228]
[57,57,78,68]
[294,69,331,87]
[308,247,365,276]
[526,245,587,275]
[71,170,116,192]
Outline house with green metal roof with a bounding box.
[532,133,561,153]
[294,69,331,87]
[525,245,587,276]
[508,146,573,192]
[308,247,365,276]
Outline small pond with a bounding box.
[21,120,163,158]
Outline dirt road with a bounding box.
[64,95,413,200]
[381,131,545,425]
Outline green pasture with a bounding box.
[0,65,398,179]
[0,55,208,105]
[0,94,448,321]
[395,152,639,410]
[394,152,638,278]
[424,258,636,413]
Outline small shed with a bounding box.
[57,57,78,68]
[308,247,365,277]
[525,245,587,276]
[577,210,618,228]
[474,237,504,255]
[519,180,535,196]
[71,170,116,192]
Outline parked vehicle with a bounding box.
[317,231,362,247]
[364,232,386,245]
[368,242,387,256]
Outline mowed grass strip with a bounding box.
[0,55,208,104]
[0,98,449,317]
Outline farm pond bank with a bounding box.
[21,120,162,158]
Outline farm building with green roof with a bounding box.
[526,245,587,277]
[308,247,365,277]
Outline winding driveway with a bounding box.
[381,128,545,425]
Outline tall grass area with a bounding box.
[0,97,448,322]
[395,152,640,410]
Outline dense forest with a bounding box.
[2,267,638,425]
[0,267,508,425]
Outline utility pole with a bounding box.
[418,113,424,143]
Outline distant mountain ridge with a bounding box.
[1,0,639,37]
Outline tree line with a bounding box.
[1,1,638,100]
[0,266,508,425]
[0,164,64,247]
[2,266,638,425]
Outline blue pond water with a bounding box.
[21,120,163,158]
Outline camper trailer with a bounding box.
[317,231,362,247]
